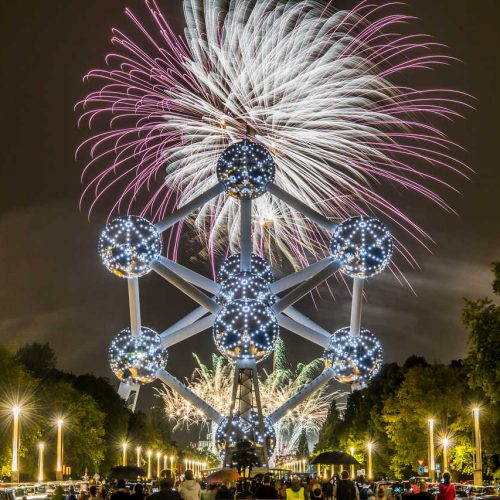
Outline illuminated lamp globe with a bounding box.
[217,273,274,307]
[98,215,161,278]
[216,253,274,284]
[216,140,275,199]
[216,412,276,459]
[324,327,383,385]
[331,216,393,278]
[213,300,279,363]
[109,326,167,385]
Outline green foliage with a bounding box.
[296,429,310,458]
[231,440,260,477]
[15,342,57,377]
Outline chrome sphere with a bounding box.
[217,273,274,307]
[331,216,393,278]
[216,140,275,199]
[216,253,274,284]
[98,215,161,278]
[324,327,383,385]
[213,300,279,363]
[108,326,167,385]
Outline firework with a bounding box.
[78,0,471,274]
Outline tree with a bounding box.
[462,261,500,404]
[15,342,57,378]
[296,429,309,458]
[316,399,341,451]
[231,440,260,477]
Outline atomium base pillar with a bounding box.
[118,382,140,413]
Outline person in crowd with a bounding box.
[322,481,333,500]
[201,484,217,500]
[215,481,234,500]
[88,486,99,500]
[334,470,359,500]
[255,475,278,499]
[438,473,455,500]
[374,485,389,500]
[66,486,78,500]
[178,470,201,500]
[413,482,432,500]
[111,480,130,500]
[402,484,413,500]
[78,488,88,500]
[235,482,254,500]
[131,484,147,500]
[311,485,324,500]
[286,476,305,500]
[148,478,182,500]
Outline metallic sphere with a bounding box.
[216,412,276,458]
[216,140,275,199]
[331,216,393,278]
[98,215,162,278]
[109,326,167,385]
[213,300,279,363]
[324,327,383,385]
[216,253,274,284]
[217,273,274,307]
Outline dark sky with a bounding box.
[0,0,499,417]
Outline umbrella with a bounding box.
[206,469,240,484]
[310,451,360,466]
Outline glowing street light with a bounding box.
[442,438,449,473]
[367,442,373,480]
[38,443,44,482]
[156,451,161,478]
[163,454,167,471]
[170,455,174,477]
[56,419,64,481]
[122,442,128,466]
[147,450,152,479]
[428,419,435,481]
[472,408,482,486]
[350,447,355,479]
[11,406,21,482]
[136,446,142,468]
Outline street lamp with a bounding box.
[472,408,482,486]
[367,442,373,480]
[11,406,21,483]
[56,419,64,481]
[38,443,44,482]
[428,419,435,481]
[163,454,167,471]
[170,455,174,478]
[122,442,128,467]
[350,447,355,479]
[147,450,152,479]
[442,438,449,473]
[136,446,142,468]
[156,451,161,478]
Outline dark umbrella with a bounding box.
[310,451,360,466]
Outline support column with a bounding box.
[349,278,364,337]
[240,199,252,272]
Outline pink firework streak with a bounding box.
[77,0,473,285]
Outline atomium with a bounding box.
[216,253,274,285]
[331,216,393,279]
[98,215,162,279]
[323,327,383,384]
[217,272,274,307]
[213,300,279,362]
[109,326,167,385]
[216,140,275,199]
[216,412,276,459]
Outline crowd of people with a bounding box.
[52,470,460,500]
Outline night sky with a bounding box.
[0,1,499,417]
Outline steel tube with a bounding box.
[155,184,225,233]
[277,314,330,348]
[128,278,142,337]
[157,256,220,295]
[240,199,252,272]
[272,261,339,313]
[350,277,364,337]
[283,306,332,339]
[160,306,210,338]
[156,368,223,424]
[268,184,336,232]
[161,314,215,348]
[268,368,335,424]
[152,260,220,313]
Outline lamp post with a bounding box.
[163,454,167,471]
[122,442,128,467]
[367,443,373,480]
[136,446,142,468]
[170,455,174,478]
[442,439,449,474]
[472,408,482,486]
[147,450,152,479]
[350,447,355,479]
[428,419,435,482]
[38,443,44,482]
[56,419,64,481]
[11,406,21,483]
[156,451,161,478]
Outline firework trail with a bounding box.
[78,0,471,275]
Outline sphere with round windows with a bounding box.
[217,140,275,199]
[216,412,276,459]
[98,215,162,278]
[324,327,383,384]
[216,253,274,285]
[213,300,279,362]
[217,272,274,307]
[331,216,393,278]
[109,326,167,385]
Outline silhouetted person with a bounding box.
[148,478,182,500]
[334,471,359,500]
[255,476,278,499]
